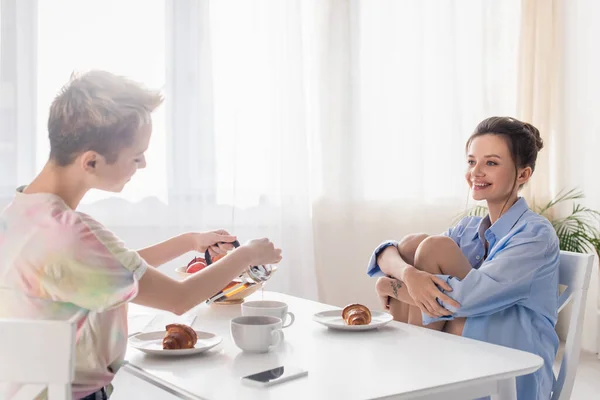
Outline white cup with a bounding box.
[241,300,295,328]
[230,316,284,353]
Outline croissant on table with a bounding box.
[342,304,372,326]
[162,323,198,350]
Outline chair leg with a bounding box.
[47,383,71,400]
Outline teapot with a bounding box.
[205,240,277,304]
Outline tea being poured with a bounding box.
[204,240,276,305]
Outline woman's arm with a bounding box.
[376,276,416,306]
[134,238,282,315]
[137,233,194,267]
[376,235,464,317]
[137,230,237,268]
[422,227,559,324]
[377,234,428,280]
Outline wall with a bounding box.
[557,0,600,353]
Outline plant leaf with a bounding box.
[536,188,584,217]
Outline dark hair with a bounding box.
[466,116,544,172]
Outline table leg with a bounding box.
[492,377,517,400]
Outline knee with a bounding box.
[417,235,455,252]
[414,235,456,266]
[397,233,428,264]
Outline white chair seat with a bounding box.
[0,318,76,400]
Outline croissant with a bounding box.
[162,323,198,350]
[342,304,372,326]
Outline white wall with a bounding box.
[557,0,600,353]
[313,200,465,309]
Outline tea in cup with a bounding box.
[230,315,284,353]
[241,300,295,328]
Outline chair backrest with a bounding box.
[0,318,76,400]
[552,250,595,400]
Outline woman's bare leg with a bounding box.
[376,280,447,330]
[376,278,446,330]
[374,234,470,335]
[375,276,411,322]
[407,235,472,334]
[407,302,446,330]
[444,317,466,336]
[388,297,411,323]
[414,235,472,280]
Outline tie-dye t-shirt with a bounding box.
[0,188,148,399]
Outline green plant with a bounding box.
[459,188,600,257]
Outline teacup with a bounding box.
[230,316,284,353]
[241,300,295,328]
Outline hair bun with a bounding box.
[523,122,543,151]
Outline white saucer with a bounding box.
[313,309,393,331]
[129,330,222,356]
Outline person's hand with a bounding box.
[403,269,460,318]
[241,238,283,266]
[190,230,237,257]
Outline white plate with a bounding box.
[129,330,222,356]
[313,309,393,331]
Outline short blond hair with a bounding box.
[48,70,164,166]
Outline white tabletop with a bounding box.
[125,292,542,400]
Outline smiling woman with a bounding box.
[368,116,560,399]
[465,117,544,222]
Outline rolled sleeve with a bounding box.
[366,240,398,277]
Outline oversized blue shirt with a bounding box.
[367,198,560,399]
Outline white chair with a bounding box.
[0,318,76,400]
[552,250,595,400]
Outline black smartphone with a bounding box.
[241,365,308,387]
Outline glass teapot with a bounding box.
[205,240,276,304]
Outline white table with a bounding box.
[124,292,542,400]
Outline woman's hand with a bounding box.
[403,269,460,318]
[240,238,283,266]
[190,230,237,257]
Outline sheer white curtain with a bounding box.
[0,0,320,299]
[0,0,36,197]
[164,0,319,298]
[0,0,522,305]
[313,0,521,306]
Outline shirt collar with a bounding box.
[475,215,491,241]
[473,197,529,241]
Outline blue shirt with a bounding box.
[367,198,560,400]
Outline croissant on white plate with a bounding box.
[162,323,198,350]
[342,304,372,326]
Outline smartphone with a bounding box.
[241,365,308,387]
